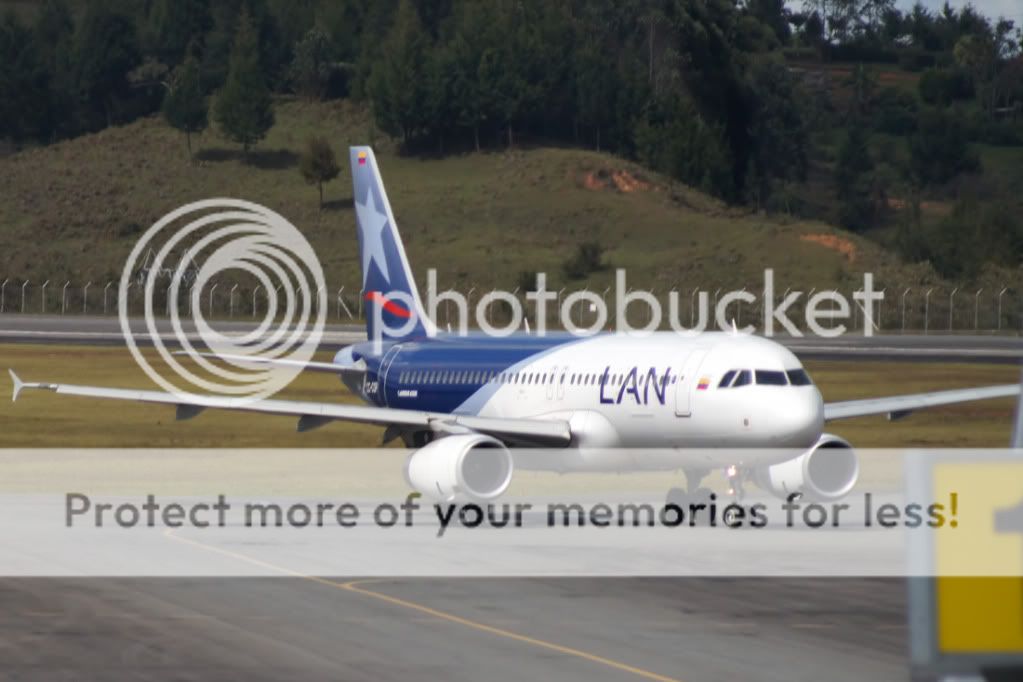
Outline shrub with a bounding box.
[561,241,606,280]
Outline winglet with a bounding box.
[9,369,24,402]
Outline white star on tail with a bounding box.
[355,189,390,286]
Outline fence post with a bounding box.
[253,285,261,318]
[40,280,50,313]
[229,284,238,318]
[83,282,91,314]
[103,282,112,315]
[901,288,910,332]
[61,281,70,315]
[948,287,958,331]
[998,287,1008,331]
[21,281,29,313]
[924,288,934,334]
[974,288,983,331]
[0,278,7,313]
[209,282,218,318]
[878,289,886,330]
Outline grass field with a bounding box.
[1,99,950,307]
[0,342,1015,497]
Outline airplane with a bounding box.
[9,146,1022,511]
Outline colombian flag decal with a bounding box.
[358,150,367,165]
[697,377,710,390]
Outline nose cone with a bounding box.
[768,388,824,447]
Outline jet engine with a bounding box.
[404,434,513,502]
[754,434,859,502]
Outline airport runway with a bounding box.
[0,577,906,681]
[1,313,1021,362]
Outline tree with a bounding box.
[834,124,876,230]
[574,39,617,151]
[368,0,428,145]
[298,135,340,209]
[746,0,792,45]
[147,0,212,64]
[33,0,74,139]
[289,25,332,99]
[909,107,980,185]
[746,59,810,207]
[214,7,274,153]
[0,11,51,143]
[73,3,140,129]
[162,52,208,158]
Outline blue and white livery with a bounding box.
[11,146,1022,505]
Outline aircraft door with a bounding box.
[674,350,708,417]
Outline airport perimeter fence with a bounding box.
[2,276,1022,335]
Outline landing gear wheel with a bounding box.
[721,505,743,527]
[686,487,715,526]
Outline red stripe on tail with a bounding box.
[365,291,411,318]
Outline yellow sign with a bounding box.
[934,462,1023,653]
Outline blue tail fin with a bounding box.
[350,146,434,343]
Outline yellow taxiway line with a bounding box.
[165,528,683,682]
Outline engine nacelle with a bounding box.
[404,434,513,502]
[754,434,859,502]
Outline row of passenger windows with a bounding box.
[718,368,812,388]
[397,369,678,387]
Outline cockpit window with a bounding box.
[732,369,752,387]
[755,370,788,386]
[786,369,812,386]
[718,370,737,388]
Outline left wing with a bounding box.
[824,384,1021,421]
[7,370,571,447]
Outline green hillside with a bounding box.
[0,99,1015,325]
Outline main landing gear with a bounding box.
[664,466,748,526]
[665,468,713,513]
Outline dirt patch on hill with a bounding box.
[800,233,857,262]
[583,168,652,193]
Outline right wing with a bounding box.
[8,370,571,447]
[824,384,1021,421]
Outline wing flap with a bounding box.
[824,384,1020,421]
[175,351,367,377]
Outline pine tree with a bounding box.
[162,51,208,159]
[298,135,340,209]
[289,26,332,100]
[367,0,427,145]
[214,7,274,154]
[834,124,876,231]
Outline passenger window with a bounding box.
[755,370,788,386]
[718,370,737,388]
[786,369,812,386]
[732,370,751,387]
